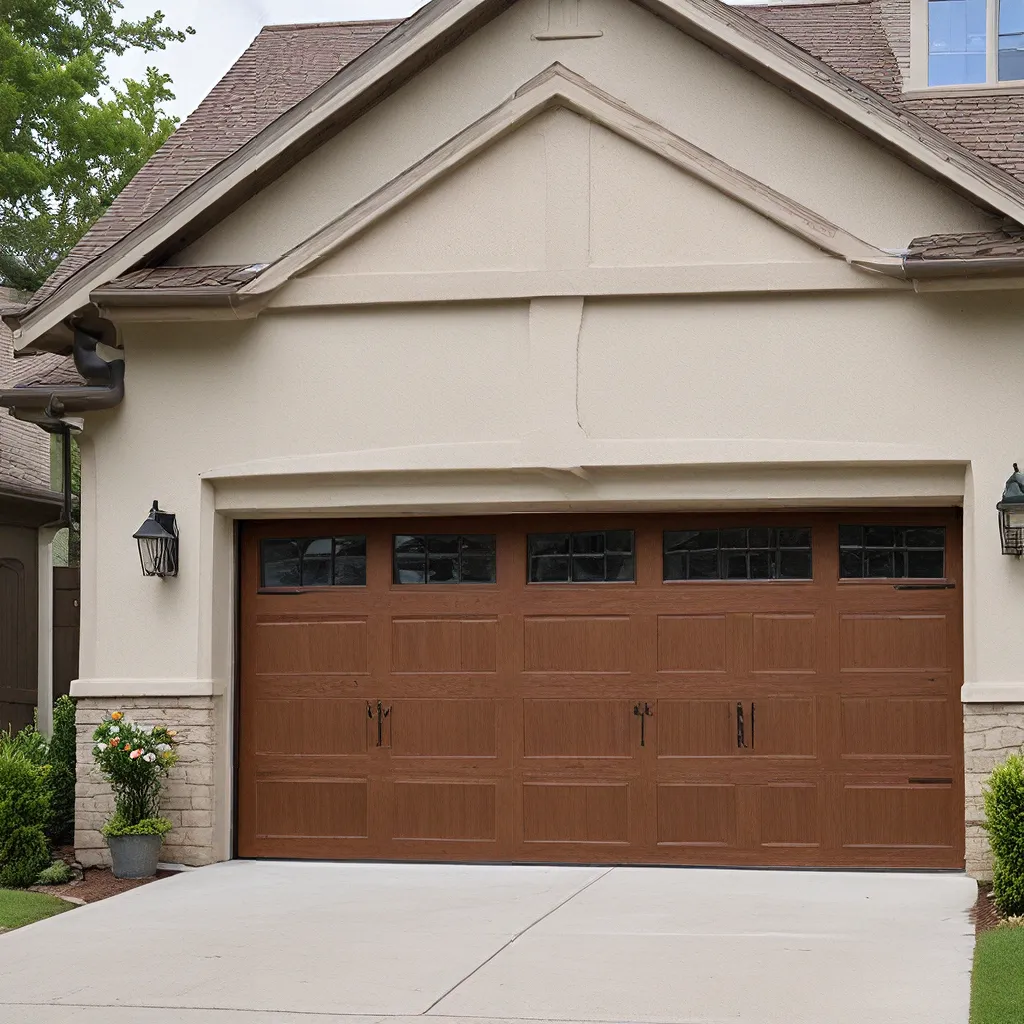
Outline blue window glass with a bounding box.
[1000,0,1024,79]
[929,0,987,85]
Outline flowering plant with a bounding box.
[92,712,179,835]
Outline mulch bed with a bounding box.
[972,882,1005,936]
[27,845,177,905]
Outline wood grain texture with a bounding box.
[236,510,964,868]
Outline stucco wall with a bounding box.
[72,0,1024,869]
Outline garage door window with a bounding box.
[528,531,635,583]
[261,536,367,588]
[663,528,813,581]
[839,526,946,579]
[394,535,497,584]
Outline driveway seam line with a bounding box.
[421,866,616,1016]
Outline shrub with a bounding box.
[984,753,1024,916]
[92,713,178,828]
[102,815,172,837]
[0,749,52,888]
[48,697,77,845]
[0,720,50,767]
[35,860,74,885]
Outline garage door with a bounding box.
[237,511,964,869]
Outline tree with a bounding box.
[0,2,194,291]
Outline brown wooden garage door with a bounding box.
[237,510,964,869]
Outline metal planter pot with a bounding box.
[107,834,162,879]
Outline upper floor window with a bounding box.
[928,0,1024,85]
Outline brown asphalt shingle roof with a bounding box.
[28,19,402,311]
[905,229,1024,261]
[97,265,266,292]
[20,2,1024,323]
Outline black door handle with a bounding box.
[736,702,746,748]
[633,702,653,747]
[368,700,392,747]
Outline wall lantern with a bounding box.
[133,500,179,578]
[997,465,1024,557]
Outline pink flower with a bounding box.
[130,749,143,760]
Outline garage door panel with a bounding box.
[657,615,727,673]
[389,699,500,758]
[522,782,630,844]
[255,698,370,756]
[841,697,953,758]
[390,781,499,842]
[239,513,963,869]
[524,616,633,674]
[657,784,737,847]
[758,784,821,847]
[391,617,498,674]
[255,619,369,676]
[523,699,635,758]
[841,783,955,849]
[750,697,817,757]
[751,614,818,674]
[657,700,739,758]
[255,779,369,839]
[839,614,949,672]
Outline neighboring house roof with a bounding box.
[12,0,1024,355]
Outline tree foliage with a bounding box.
[0,1,194,290]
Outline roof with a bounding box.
[746,0,1024,181]
[905,229,1024,262]
[9,351,85,389]
[26,19,402,312]
[97,265,265,293]
[13,0,1024,355]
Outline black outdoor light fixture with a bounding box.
[133,500,179,578]
[998,465,1024,558]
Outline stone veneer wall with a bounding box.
[75,697,217,868]
[965,703,1024,880]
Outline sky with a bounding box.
[111,0,764,120]
[110,1,428,119]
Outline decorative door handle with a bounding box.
[633,702,653,747]
[368,700,392,747]
[736,702,746,748]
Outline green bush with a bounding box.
[102,814,172,837]
[0,749,52,888]
[0,720,50,766]
[48,697,77,845]
[35,860,74,885]
[984,753,1024,916]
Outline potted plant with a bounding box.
[92,712,178,879]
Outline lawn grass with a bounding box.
[0,889,74,931]
[971,926,1024,1024]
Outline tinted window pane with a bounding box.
[840,525,945,579]
[907,549,946,578]
[528,531,635,583]
[261,539,301,587]
[335,559,366,587]
[395,535,496,584]
[688,551,719,580]
[929,0,987,86]
[301,539,333,587]
[334,536,366,558]
[531,555,570,582]
[663,527,812,581]
[461,555,497,583]
[778,549,813,580]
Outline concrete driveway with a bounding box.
[1,862,976,1024]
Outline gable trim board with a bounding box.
[13,0,1024,350]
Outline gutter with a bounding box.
[848,252,1024,281]
[0,327,125,425]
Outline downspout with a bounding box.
[0,326,125,422]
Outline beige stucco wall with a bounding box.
[72,0,1024,867]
